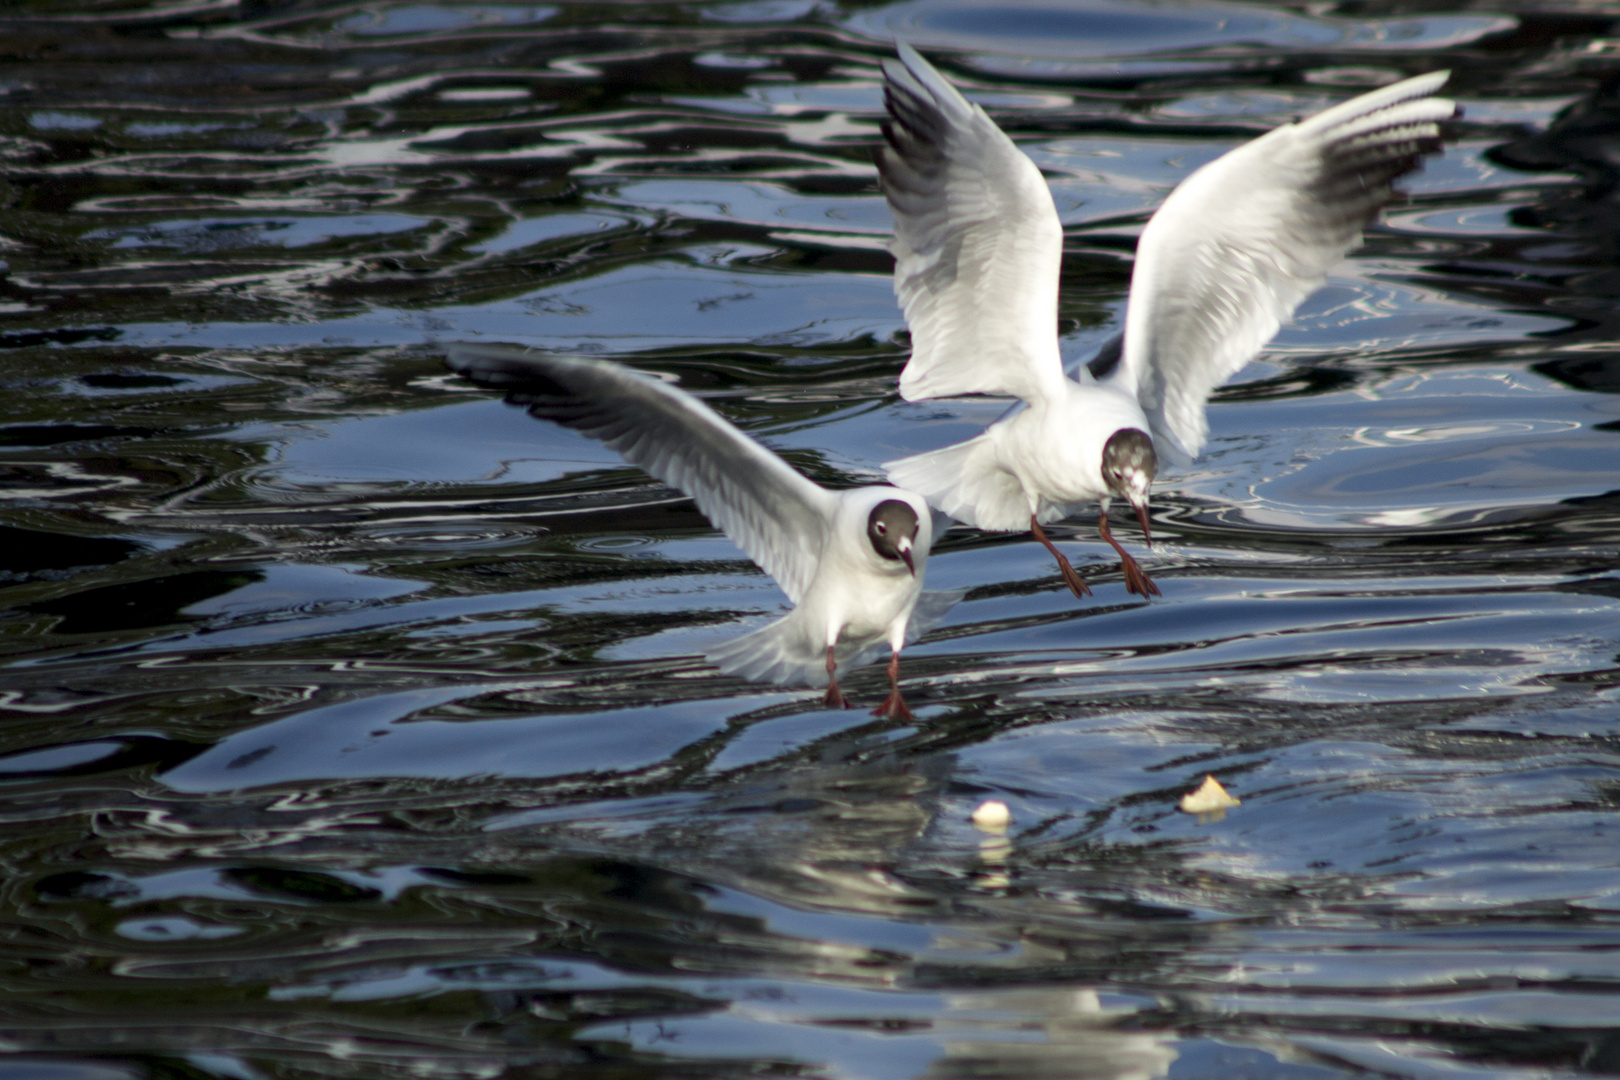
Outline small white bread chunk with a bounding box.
[1180,774,1241,815]
[970,799,1012,832]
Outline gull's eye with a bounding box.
[875,522,887,533]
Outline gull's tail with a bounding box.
[706,614,828,688]
[884,435,1033,533]
[905,588,966,644]
[706,588,965,689]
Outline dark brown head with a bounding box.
[867,499,919,575]
[1101,428,1157,544]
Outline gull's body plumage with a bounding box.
[446,344,960,717]
[878,44,1455,597]
[889,378,1145,533]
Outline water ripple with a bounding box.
[3,1,1620,1077]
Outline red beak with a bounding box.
[900,547,915,576]
[1134,501,1153,548]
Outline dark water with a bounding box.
[4,0,1620,1076]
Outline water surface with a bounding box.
[3,1,1620,1077]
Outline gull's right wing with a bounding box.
[877,43,1067,407]
[446,344,836,605]
[1115,72,1456,463]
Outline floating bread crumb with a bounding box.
[1180,774,1240,816]
[970,799,1011,832]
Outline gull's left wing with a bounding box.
[1115,72,1456,463]
[446,344,837,605]
[877,44,1067,407]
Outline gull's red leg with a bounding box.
[1030,515,1091,599]
[823,644,851,709]
[1097,508,1160,598]
[871,651,914,721]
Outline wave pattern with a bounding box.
[3,1,1620,1077]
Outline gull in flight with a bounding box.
[446,344,961,719]
[878,44,1455,599]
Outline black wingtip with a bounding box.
[1084,332,1126,381]
[443,344,633,432]
[444,343,557,390]
[443,344,577,408]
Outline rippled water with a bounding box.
[4,0,1620,1076]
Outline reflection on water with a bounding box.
[847,0,1517,62]
[4,0,1620,1077]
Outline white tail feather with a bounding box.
[705,615,891,688]
[885,435,1031,532]
[706,587,963,689]
[906,588,965,644]
[706,614,828,688]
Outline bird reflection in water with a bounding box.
[927,988,1177,1080]
[971,798,1013,890]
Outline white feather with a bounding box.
[877,42,1066,407]
[1117,71,1455,460]
[446,343,835,605]
[884,432,1031,532]
[876,51,1453,599]
[705,582,963,688]
[445,345,958,690]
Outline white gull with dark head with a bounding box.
[446,344,961,718]
[877,44,1455,599]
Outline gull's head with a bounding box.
[867,499,920,575]
[1101,428,1157,544]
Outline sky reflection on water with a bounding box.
[3,0,1620,1078]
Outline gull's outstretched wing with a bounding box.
[1117,71,1455,463]
[446,344,836,605]
[876,43,1066,406]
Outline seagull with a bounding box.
[876,44,1455,599]
[444,344,961,719]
